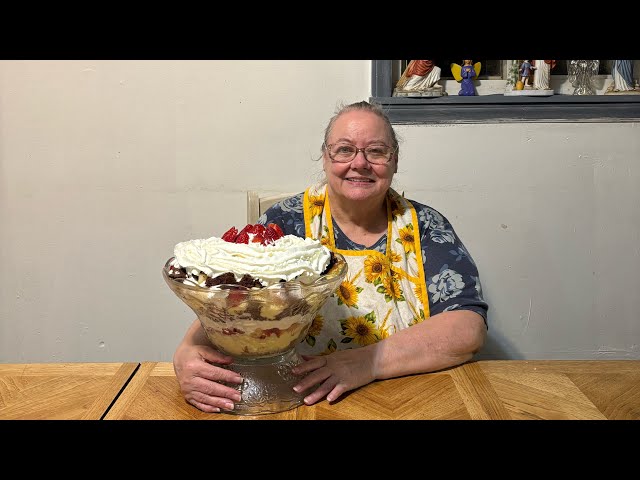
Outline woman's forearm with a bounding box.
[369,310,487,380]
[179,319,211,348]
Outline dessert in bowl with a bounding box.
[163,223,347,414]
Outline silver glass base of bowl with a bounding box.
[222,349,306,415]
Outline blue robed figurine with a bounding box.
[605,60,640,95]
[451,60,481,96]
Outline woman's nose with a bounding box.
[351,149,370,168]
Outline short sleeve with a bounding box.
[258,192,306,238]
[412,201,489,327]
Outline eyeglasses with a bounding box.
[325,142,396,165]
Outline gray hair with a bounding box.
[316,100,401,161]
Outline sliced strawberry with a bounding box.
[236,224,252,238]
[226,224,272,244]
[267,223,284,239]
[252,224,266,236]
[235,231,250,244]
[221,226,238,242]
[263,227,279,245]
[251,233,265,244]
[227,289,245,308]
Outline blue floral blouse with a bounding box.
[258,192,488,325]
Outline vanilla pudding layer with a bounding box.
[203,314,311,357]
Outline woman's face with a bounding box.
[323,110,397,205]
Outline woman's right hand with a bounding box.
[173,342,244,413]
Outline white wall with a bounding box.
[394,123,640,360]
[1,60,638,363]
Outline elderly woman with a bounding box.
[172,101,488,413]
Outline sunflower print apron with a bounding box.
[297,183,430,356]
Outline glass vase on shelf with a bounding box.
[568,59,600,95]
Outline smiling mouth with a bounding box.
[345,178,374,183]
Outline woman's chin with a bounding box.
[344,186,383,201]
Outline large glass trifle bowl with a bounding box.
[162,252,347,415]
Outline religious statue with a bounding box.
[394,60,443,97]
[532,60,556,91]
[451,60,481,96]
[568,60,600,95]
[605,60,640,95]
[519,60,535,88]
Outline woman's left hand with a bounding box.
[291,347,377,405]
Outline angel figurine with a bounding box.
[451,60,481,96]
[568,60,599,95]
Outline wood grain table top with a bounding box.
[0,363,138,420]
[104,360,640,420]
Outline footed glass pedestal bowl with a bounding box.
[162,252,347,415]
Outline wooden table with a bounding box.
[104,360,640,420]
[0,363,138,420]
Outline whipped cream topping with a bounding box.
[173,234,332,287]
